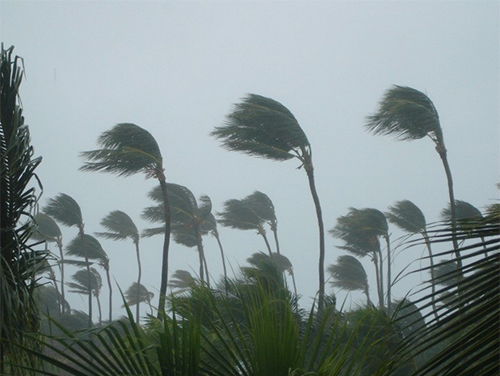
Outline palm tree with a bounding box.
[245,191,281,254]
[386,200,439,316]
[95,210,142,323]
[67,268,103,325]
[202,212,228,283]
[218,197,273,256]
[32,212,67,313]
[124,282,154,317]
[211,94,327,309]
[43,193,95,327]
[328,255,372,307]
[330,208,390,309]
[80,123,171,317]
[169,269,197,294]
[65,234,111,323]
[142,184,213,284]
[365,86,460,266]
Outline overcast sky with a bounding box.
[2,0,498,319]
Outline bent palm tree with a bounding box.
[218,197,273,256]
[245,191,281,254]
[80,123,171,317]
[202,212,228,283]
[68,268,103,325]
[169,269,197,294]
[328,255,372,307]
[211,94,326,309]
[32,212,67,313]
[124,282,154,316]
[365,86,459,266]
[96,210,142,323]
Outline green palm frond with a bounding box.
[68,268,102,295]
[96,210,139,243]
[169,269,197,293]
[386,199,427,234]
[211,94,310,161]
[66,234,108,261]
[440,200,484,231]
[124,282,154,306]
[365,85,442,142]
[31,212,62,243]
[43,193,83,230]
[80,123,163,178]
[327,255,369,294]
[217,198,263,231]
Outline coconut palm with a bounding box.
[328,255,372,307]
[218,197,273,256]
[211,94,326,309]
[245,191,281,254]
[330,208,390,309]
[124,282,155,317]
[32,212,67,313]
[43,193,95,327]
[96,210,142,323]
[66,234,112,323]
[80,123,171,316]
[142,184,213,284]
[386,200,438,315]
[365,86,460,265]
[67,268,103,325]
[202,212,228,283]
[169,269,198,294]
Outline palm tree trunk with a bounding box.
[213,230,228,283]
[259,230,273,256]
[56,240,65,314]
[373,252,384,309]
[135,241,142,324]
[157,179,171,317]
[385,235,392,312]
[304,158,326,311]
[96,294,102,326]
[105,266,112,322]
[422,231,439,321]
[271,226,281,255]
[196,231,205,282]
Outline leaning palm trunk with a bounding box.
[56,239,66,314]
[422,230,439,320]
[158,179,171,317]
[213,229,228,283]
[384,235,392,311]
[104,265,112,322]
[135,241,142,324]
[303,154,326,310]
[373,251,384,309]
[80,230,93,328]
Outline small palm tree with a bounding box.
[80,123,171,316]
[95,210,142,323]
[365,86,460,264]
[32,212,67,313]
[245,191,281,254]
[328,255,372,307]
[218,197,273,256]
[169,269,198,294]
[68,268,103,325]
[124,282,154,317]
[211,94,327,309]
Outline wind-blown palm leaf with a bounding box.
[217,198,263,231]
[392,205,500,376]
[32,212,62,243]
[245,191,280,253]
[66,234,108,261]
[386,200,426,234]
[0,45,43,373]
[43,193,83,231]
[95,210,139,242]
[124,282,154,307]
[212,94,326,309]
[80,123,163,178]
[169,269,197,294]
[328,255,371,305]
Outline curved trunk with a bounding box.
[213,230,228,283]
[364,285,372,307]
[304,159,326,311]
[271,225,281,255]
[80,229,92,328]
[436,145,461,268]
[196,229,205,282]
[373,252,384,309]
[157,179,171,317]
[259,229,273,256]
[135,240,141,324]
[96,293,102,326]
[56,239,65,314]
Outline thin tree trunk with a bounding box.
[385,235,392,312]
[105,265,112,322]
[213,230,228,283]
[80,230,92,328]
[135,240,142,324]
[196,230,205,282]
[304,159,325,311]
[259,230,273,256]
[373,252,384,309]
[422,231,439,321]
[157,179,171,318]
[96,294,102,326]
[271,226,281,255]
[56,240,65,314]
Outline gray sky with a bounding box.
[2,0,498,319]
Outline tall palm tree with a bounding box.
[218,197,273,256]
[80,123,171,317]
[328,255,372,307]
[245,191,281,254]
[43,193,95,327]
[386,200,438,315]
[32,212,67,314]
[67,268,103,325]
[365,86,460,266]
[202,212,228,283]
[330,208,390,309]
[65,234,112,323]
[142,184,213,284]
[211,94,327,309]
[95,210,142,323]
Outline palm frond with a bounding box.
[217,198,262,231]
[66,234,108,261]
[386,199,426,234]
[365,85,442,142]
[327,255,369,293]
[31,212,62,243]
[96,210,139,243]
[43,193,83,229]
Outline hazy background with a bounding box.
[2,0,498,319]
